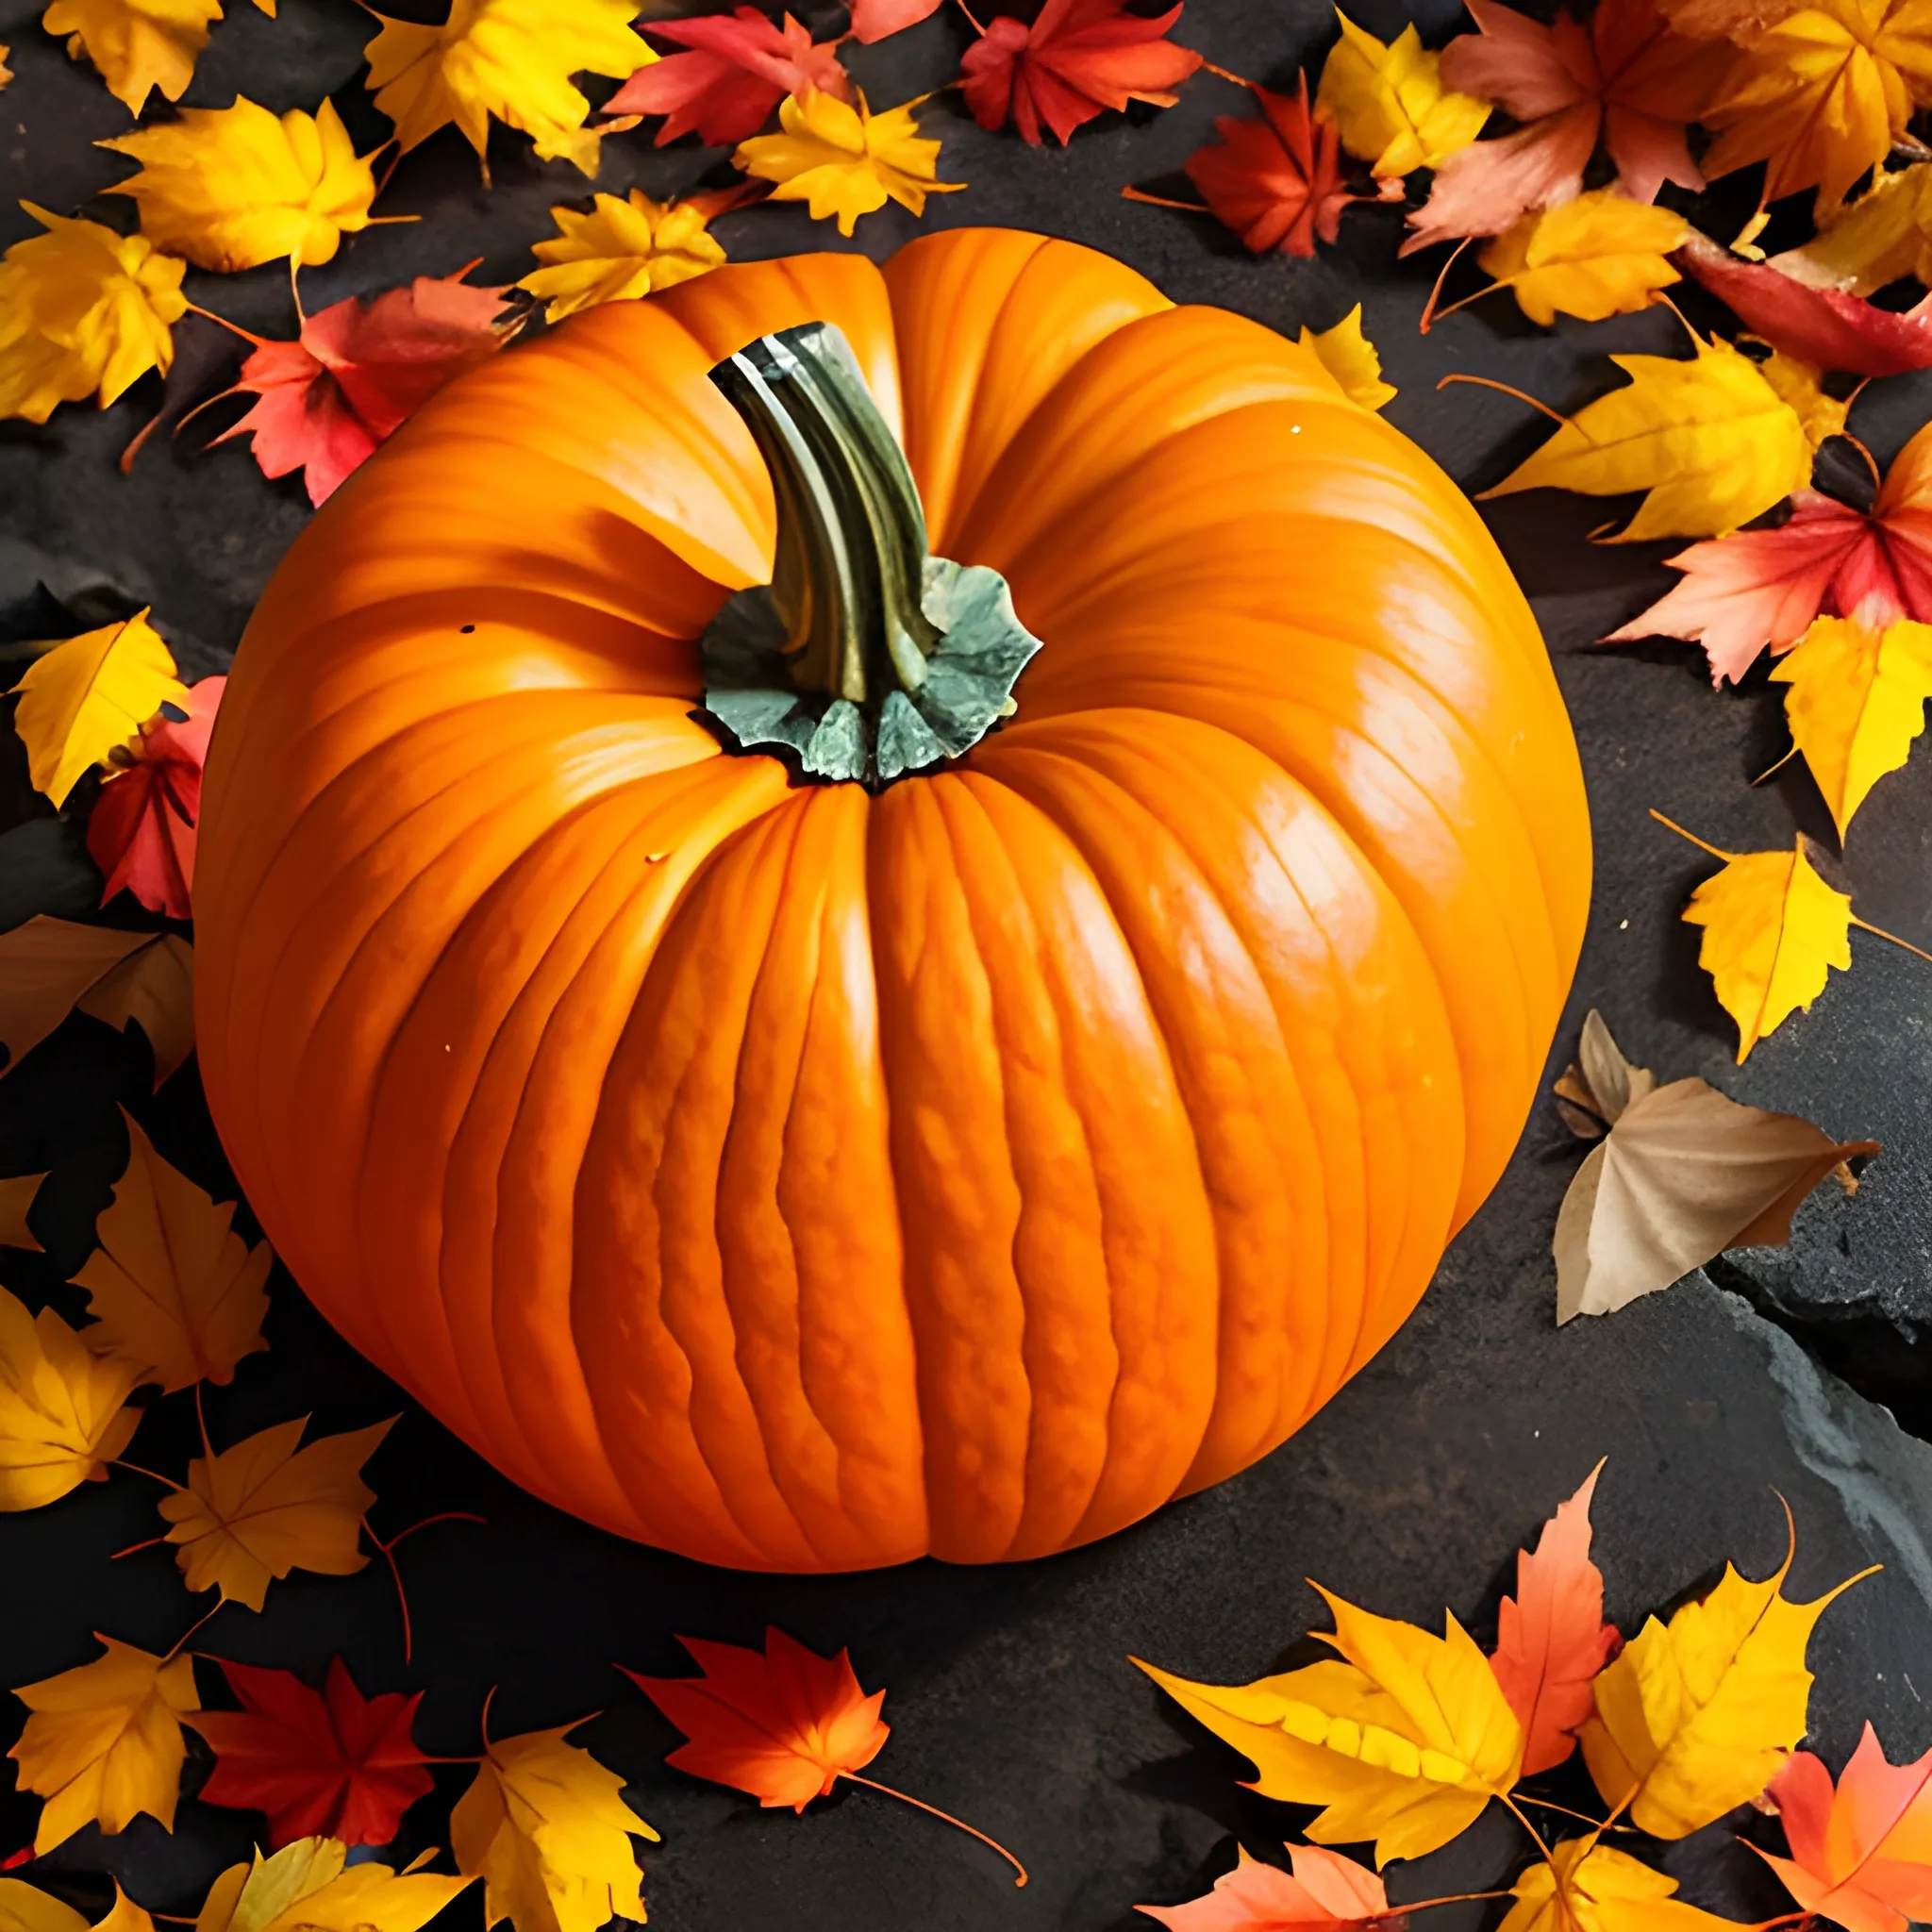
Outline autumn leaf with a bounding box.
[7,609,185,808]
[0,1174,46,1252]
[517,192,724,323]
[9,1635,199,1853]
[194,1838,471,1932]
[1759,349,1846,451]
[0,44,10,90]
[1137,1592,1523,1867]
[87,674,223,920]
[100,99,379,275]
[1180,75,1362,258]
[844,0,942,41]
[0,207,186,425]
[75,1109,270,1396]
[362,0,653,179]
[1315,9,1489,178]
[1301,306,1395,409]
[0,1289,141,1512]
[0,918,161,1079]
[1775,160,1932,298]
[0,1880,154,1932]
[1138,1843,1393,1928]
[604,9,850,146]
[187,1658,433,1849]
[1755,1724,1932,1932]
[1579,1514,1869,1837]
[734,91,960,236]
[1477,332,1812,542]
[1472,190,1688,325]
[1500,1838,1740,1930]
[158,1415,392,1610]
[39,0,225,118]
[74,935,194,1091]
[450,1718,655,1932]
[205,271,517,507]
[959,0,1202,146]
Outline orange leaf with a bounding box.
[1138,1844,1392,1928]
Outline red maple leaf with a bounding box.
[1487,1460,1620,1775]
[1181,75,1360,258]
[1608,422,1932,684]
[1406,0,1732,252]
[1138,1844,1395,1927]
[187,1657,435,1849]
[846,0,944,39]
[87,674,225,921]
[205,270,517,507]
[605,9,851,146]
[960,0,1204,147]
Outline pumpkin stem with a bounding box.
[698,321,1042,788]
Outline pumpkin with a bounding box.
[194,227,1590,1574]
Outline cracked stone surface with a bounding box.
[4,0,1932,1926]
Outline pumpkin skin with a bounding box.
[193,227,1591,1573]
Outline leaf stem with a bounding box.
[841,1773,1028,1888]
[1392,1890,1512,1917]
[1418,236,1478,334]
[952,0,987,33]
[1851,915,1932,966]
[1511,1793,1626,1830]
[111,1458,185,1491]
[1436,373,1586,438]
[182,300,268,349]
[1647,808,1737,863]
[360,1510,481,1665]
[1199,58,1253,87]
[110,1534,171,1560]
[161,1597,227,1664]
[1121,185,1210,215]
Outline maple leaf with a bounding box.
[1301,306,1395,409]
[188,1658,433,1849]
[100,99,378,275]
[158,1415,392,1610]
[604,9,851,146]
[206,271,517,507]
[9,1635,199,1853]
[1760,349,1847,450]
[1137,1592,1523,1867]
[734,90,960,235]
[0,206,186,425]
[845,0,943,41]
[1180,76,1356,258]
[1500,1838,1740,1930]
[195,1838,470,1932]
[75,1108,270,1395]
[1478,332,1812,542]
[0,918,165,1080]
[0,1881,154,1932]
[362,0,653,179]
[1138,1843,1394,1929]
[7,609,185,809]
[74,935,195,1091]
[87,674,223,920]
[959,0,1203,146]
[450,1718,656,1932]
[1656,0,1803,34]
[0,1288,141,1512]
[517,192,724,323]
[1316,9,1490,178]
[1473,189,1688,325]
[1580,1513,1869,1836]
[1776,160,1932,297]
[38,0,233,118]
[0,1174,47,1252]
[0,44,9,90]
[1755,1724,1932,1932]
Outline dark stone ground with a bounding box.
[4,0,1932,1926]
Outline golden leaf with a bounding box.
[734,91,962,238]
[1316,8,1489,178]
[0,921,188,1084]
[362,0,652,180]
[1299,305,1396,409]
[518,191,724,322]
[1758,350,1846,450]
[1773,614,1932,836]
[9,1635,199,1852]
[0,1288,141,1512]
[39,0,223,117]
[7,612,185,808]
[0,208,186,425]
[1775,160,1932,295]
[0,44,10,90]
[1579,1519,1868,1837]
[1476,191,1689,326]
[0,1174,47,1252]
[1481,333,1812,541]
[100,97,378,274]
[194,1839,471,1932]
[0,1879,154,1932]
[1501,1839,1746,1931]
[73,934,194,1090]
[158,1415,391,1610]
[451,1722,657,1932]
[1135,1591,1523,1867]
[75,1109,271,1395]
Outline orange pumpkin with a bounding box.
[194,227,1590,1574]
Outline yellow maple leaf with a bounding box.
[1299,305,1396,409]
[195,1839,472,1932]
[0,44,10,90]
[1758,349,1847,449]
[1480,333,1812,542]
[75,1109,271,1395]
[1500,1839,1743,1931]
[1136,1589,1523,1867]
[1316,8,1489,178]
[9,1635,199,1852]
[0,921,186,1084]
[7,611,186,808]
[518,191,724,323]
[1772,613,1932,836]
[73,934,195,1091]
[1580,1518,1867,1837]
[40,0,222,117]
[1476,192,1690,326]
[100,97,378,274]
[0,206,186,425]
[1778,158,1932,293]
[451,1720,657,1932]
[363,0,652,180]
[158,1414,391,1610]
[734,91,962,238]
[0,1174,47,1252]
[0,1288,141,1512]
[0,1880,154,1932]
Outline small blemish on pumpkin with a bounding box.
[645,852,670,863]
[460,624,475,634]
